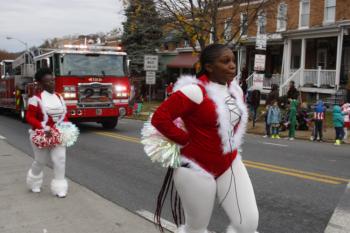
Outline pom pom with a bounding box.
[31,128,62,149]
[56,122,79,147]
[141,116,185,168]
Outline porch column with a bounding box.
[284,39,292,82]
[300,38,306,87]
[335,28,344,90]
[237,46,241,78]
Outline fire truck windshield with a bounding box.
[59,53,126,77]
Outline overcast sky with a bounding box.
[0,0,125,52]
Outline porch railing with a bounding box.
[263,74,280,88]
[246,72,255,90]
[303,68,336,87]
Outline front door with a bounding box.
[317,48,327,69]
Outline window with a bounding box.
[240,12,248,36]
[299,0,310,28]
[257,11,266,34]
[324,0,336,23]
[277,2,288,31]
[224,18,233,41]
[59,54,126,77]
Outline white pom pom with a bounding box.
[56,122,79,147]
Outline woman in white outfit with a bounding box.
[149,44,259,233]
[26,68,68,198]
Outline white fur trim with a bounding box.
[26,169,43,191]
[176,225,209,233]
[28,96,39,107]
[205,80,247,153]
[181,156,214,179]
[173,75,198,92]
[51,179,68,196]
[179,85,203,104]
[173,75,248,153]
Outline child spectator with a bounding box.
[267,100,281,139]
[341,102,350,143]
[333,105,345,146]
[288,99,298,140]
[313,100,326,142]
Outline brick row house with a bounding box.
[220,0,350,101]
[159,0,350,101]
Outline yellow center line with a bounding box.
[244,164,341,185]
[96,132,141,144]
[243,160,350,183]
[95,131,348,185]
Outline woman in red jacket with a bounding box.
[149,44,259,233]
[26,68,69,198]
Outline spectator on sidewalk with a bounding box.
[313,100,326,142]
[267,100,281,139]
[287,81,299,100]
[250,89,261,127]
[263,84,279,137]
[165,82,174,98]
[341,101,350,143]
[26,68,69,198]
[288,99,298,140]
[333,105,345,146]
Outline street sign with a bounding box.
[146,71,156,85]
[253,73,264,90]
[254,54,266,71]
[256,34,267,50]
[144,55,158,71]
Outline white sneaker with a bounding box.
[263,135,268,138]
[51,179,68,198]
[26,169,43,193]
[289,137,294,141]
[31,187,41,193]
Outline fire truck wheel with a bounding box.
[101,119,118,129]
[20,103,26,123]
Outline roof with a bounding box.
[167,52,198,69]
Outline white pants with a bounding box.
[27,133,68,196]
[174,157,259,233]
[344,127,348,141]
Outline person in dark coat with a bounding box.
[287,81,299,100]
[250,89,261,127]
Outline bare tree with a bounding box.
[155,0,275,51]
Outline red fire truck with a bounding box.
[0,45,131,129]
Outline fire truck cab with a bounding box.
[0,45,132,129]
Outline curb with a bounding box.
[325,183,350,233]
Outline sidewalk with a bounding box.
[0,138,168,233]
[247,121,341,143]
[325,183,350,233]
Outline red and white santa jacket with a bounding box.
[26,91,68,130]
[151,75,248,178]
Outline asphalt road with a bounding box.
[0,112,349,233]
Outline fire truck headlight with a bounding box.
[63,86,76,92]
[115,85,127,92]
[63,92,77,99]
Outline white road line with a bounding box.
[136,209,177,232]
[0,134,6,140]
[261,142,288,147]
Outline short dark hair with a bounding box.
[198,44,230,76]
[34,68,52,82]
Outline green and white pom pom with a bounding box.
[56,122,80,147]
[141,118,181,168]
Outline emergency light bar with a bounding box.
[61,44,123,51]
